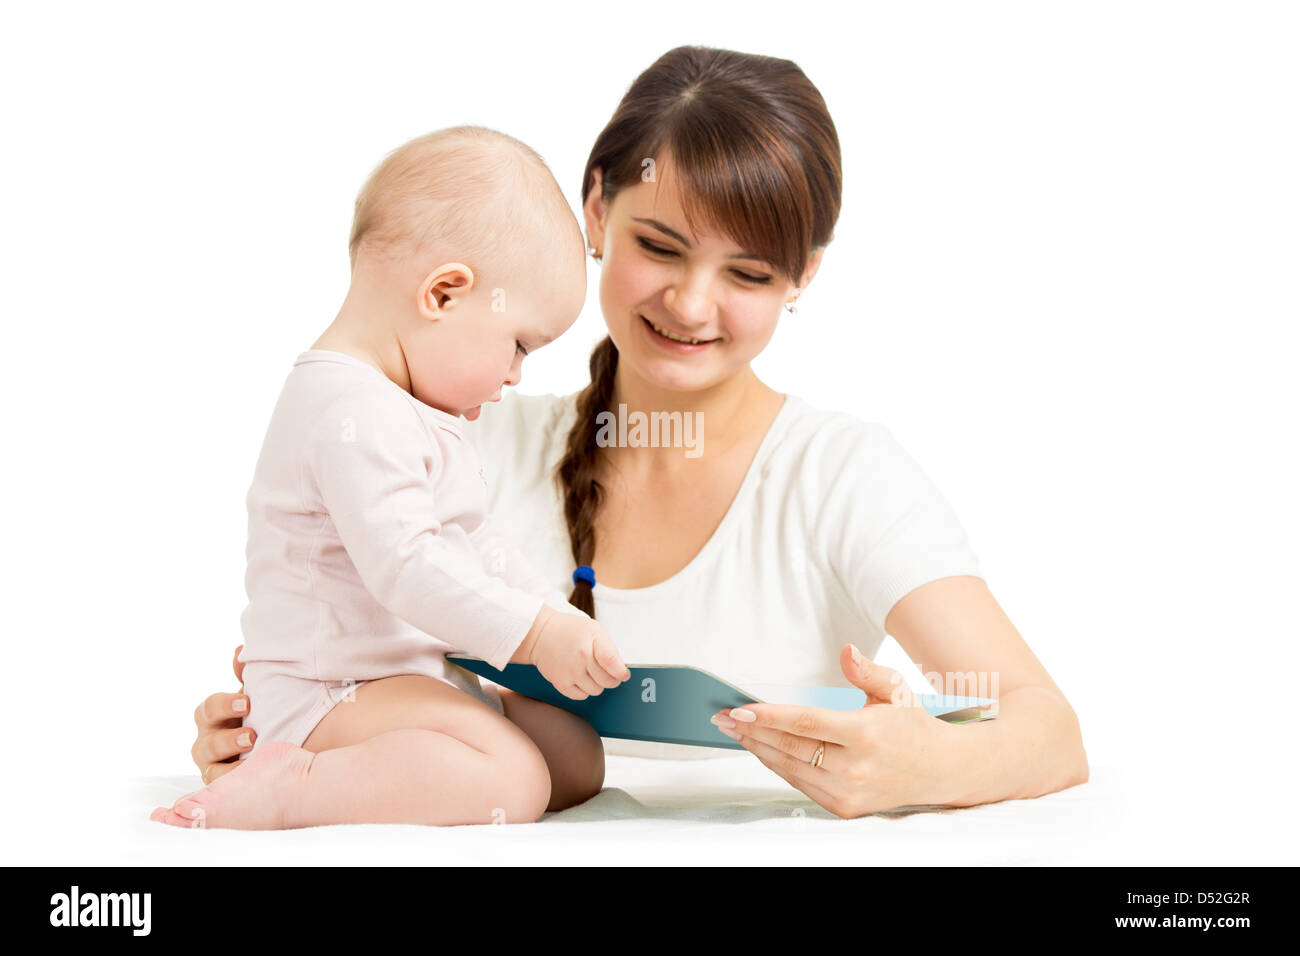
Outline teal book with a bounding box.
[447,655,997,751]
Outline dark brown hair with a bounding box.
[555,46,843,615]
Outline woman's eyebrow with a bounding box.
[631,217,766,262]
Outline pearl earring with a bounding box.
[785,288,802,313]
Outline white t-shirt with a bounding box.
[463,390,983,758]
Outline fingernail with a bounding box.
[232,697,247,713]
[237,732,252,748]
[711,714,737,729]
[729,708,756,722]
[849,644,863,667]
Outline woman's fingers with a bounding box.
[732,733,849,816]
[715,703,855,748]
[191,725,256,777]
[842,643,916,706]
[231,645,246,684]
[194,691,249,731]
[191,688,255,779]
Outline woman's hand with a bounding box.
[709,643,964,818]
[191,645,257,783]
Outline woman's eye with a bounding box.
[638,236,771,284]
[637,237,676,256]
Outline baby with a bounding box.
[151,126,629,829]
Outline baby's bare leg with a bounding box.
[496,688,606,811]
[150,675,551,829]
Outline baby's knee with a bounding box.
[490,735,552,824]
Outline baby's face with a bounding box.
[405,260,585,421]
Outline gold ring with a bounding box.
[810,741,825,768]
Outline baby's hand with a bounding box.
[515,605,630,700]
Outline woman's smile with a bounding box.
[639,312,721,352]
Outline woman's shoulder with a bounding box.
[764,394,965,540]
[773,395,979,610]
[767,393,912,479]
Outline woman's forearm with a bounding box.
[935,685,1089,808]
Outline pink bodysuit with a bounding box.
[237,349,574,754]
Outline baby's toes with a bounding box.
[149,802,204,828]
[171,797,211,828]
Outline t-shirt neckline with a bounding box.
[590,392,799,604]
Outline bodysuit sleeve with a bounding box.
[303,384,545,671]
[469,512,588,619]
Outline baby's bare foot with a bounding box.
[149,741,314,830]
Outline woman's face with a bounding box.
[584,154,821,395]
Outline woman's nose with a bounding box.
[662,275,714,327]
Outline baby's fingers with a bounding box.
[559,682,591,701]
[571,667,603,697]
[591,632,631,684]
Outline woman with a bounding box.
[190,45,1088,818]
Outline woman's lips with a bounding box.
[639,314,719,352]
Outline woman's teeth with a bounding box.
[643,316,714,345]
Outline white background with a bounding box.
[1,0,1296,864]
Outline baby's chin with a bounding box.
[462,405,482,421]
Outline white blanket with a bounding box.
[116,750,1146,866]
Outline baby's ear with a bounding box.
[417,262,474,319]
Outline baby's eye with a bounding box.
[516,341,528,356]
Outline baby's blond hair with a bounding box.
[348,125,580,282]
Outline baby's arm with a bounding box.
[306,386,548,671]
[470,512,580,616]
[470,513,630,695]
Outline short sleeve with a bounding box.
[303,384,545,670]
[818,422,982,636]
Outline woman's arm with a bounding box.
[712,576,1087,816]
[885,574,1089,804]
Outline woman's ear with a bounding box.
[582,167,607,256]
[797,245,827,293]
[417,262,475,320]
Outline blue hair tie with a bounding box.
[572,565,596,587]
